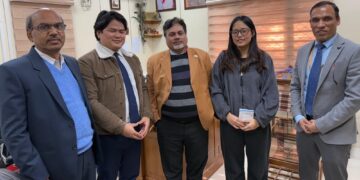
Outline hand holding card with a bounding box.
[239,108,254,122]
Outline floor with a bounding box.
[208,158,360,180]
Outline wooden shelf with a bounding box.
[144,20,161,24]
[144,34,162,38]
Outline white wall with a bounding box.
[0,0,16,63]
[71,0,208,72]
[334,0,360,44]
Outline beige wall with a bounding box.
[71,0,208,72]
[334,0,360,43]
[1,1,358,64]
[0,0,16,63]
[334,0,360,160]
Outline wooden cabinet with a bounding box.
[138,119,223,180]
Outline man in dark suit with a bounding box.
[291,1,360,180]
[0,8,100,180]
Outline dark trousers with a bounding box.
[296,132,351,180]
[220,121,271,180]
[76,148,96,180]
[156,118,208,180]
[97,135,140,180]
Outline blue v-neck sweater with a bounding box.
[45,61,93,154]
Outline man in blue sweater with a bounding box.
[0,8,100,180]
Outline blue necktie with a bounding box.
[114,53,140,123]
[305,43,325,116]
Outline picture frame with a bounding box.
[156,0,176,12]
[110,0,120,10]
[184,0,207,10]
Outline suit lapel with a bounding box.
[300,42,314,90]
[187,48,200,88]
[159,50,172,87]
[29,47,72,119]
[317,36,345,90]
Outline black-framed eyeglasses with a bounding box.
[31,23,67,32]
[231,28,250,36]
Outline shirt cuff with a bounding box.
[294,115,305,123]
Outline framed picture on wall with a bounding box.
[110,0,120,10]
[184,0,207,10]
[156,0,176,12]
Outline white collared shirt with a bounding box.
[35,47,65,70]
[95,42,140,122]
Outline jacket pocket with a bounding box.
[94,71,120,94]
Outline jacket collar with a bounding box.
[95,42,134,59]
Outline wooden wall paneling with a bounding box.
[10,1,75,57]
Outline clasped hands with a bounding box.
[299,118,319,134]
[123,117,150,140]
[226,112,259,131]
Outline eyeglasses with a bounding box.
[31,23,66,32]
[231,28,250,36]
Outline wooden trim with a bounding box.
[10,0,74,6]
[206,0,243,6]
[203,156,224,179]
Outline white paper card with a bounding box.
[239,108,254,122]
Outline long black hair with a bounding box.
[220,15,266,74]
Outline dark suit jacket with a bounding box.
[0,47,100,180]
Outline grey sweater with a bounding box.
[210,51,279,127]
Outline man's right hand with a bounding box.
[299,119,311,134]
[122,123,143,140]
[226,112,247,129]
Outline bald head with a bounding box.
[26,8,63,32]
[26,8,66,59]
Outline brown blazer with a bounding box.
[147,48,215,130]
[79,49,151,135]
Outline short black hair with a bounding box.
[310,1,340,18]
[162,17,187,37]
[93,10,128,41]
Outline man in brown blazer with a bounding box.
[147,17,215,180]
[78,11,151,180]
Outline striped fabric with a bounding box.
[162,53,198,123]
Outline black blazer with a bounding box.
[0,47,101,180]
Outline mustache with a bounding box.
[316,30,327,33]
[47,37,61,41]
